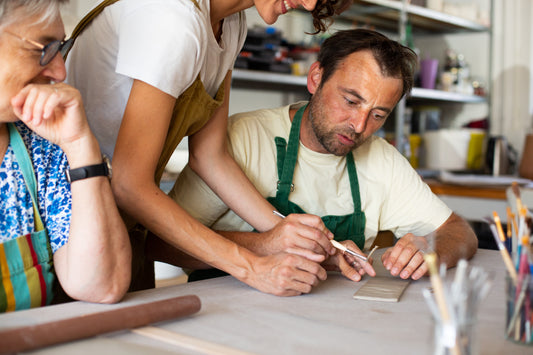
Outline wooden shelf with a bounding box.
[339,0,490,34]
[409,87,486,103]
[232,69,487,103]
[232,69,307,91]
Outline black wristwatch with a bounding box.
[66,155,112,183]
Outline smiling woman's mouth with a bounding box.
[282,0,293,13]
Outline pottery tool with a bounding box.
[273,210,368,262]
[367,245,379,259]
[330,239,368,262]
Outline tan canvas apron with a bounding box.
[67,0,227,290]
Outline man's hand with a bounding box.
[247,252,328,296]
[259,213,336,262]
[381,234,429,280]
[322,240,376,281]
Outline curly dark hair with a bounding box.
[310,0,342,34]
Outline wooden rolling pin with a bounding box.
[0,294,201,354]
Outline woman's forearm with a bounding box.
[55,136,131,304]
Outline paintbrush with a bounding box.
[273,210,368,262]
[512,181,523,211]
[512,183,532,230]
[485,214,518,284]
[423,251,461,355]
[506,206,514,240]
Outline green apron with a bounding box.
[189,105,367,282]
[267,105,366,249]
[0,124,55,312]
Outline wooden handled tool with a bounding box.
[0,294,201,354]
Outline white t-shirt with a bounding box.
[66,0,247,158]
[173,102,452,250]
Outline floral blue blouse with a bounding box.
[0,122,71,253]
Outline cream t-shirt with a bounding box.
[173,102,452,250]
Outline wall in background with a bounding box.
[62,1,533,160]
[490,0,533,160]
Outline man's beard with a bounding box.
[308,92,366,156]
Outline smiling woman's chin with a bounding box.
[259,13,278,25]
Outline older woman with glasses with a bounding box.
[0,0,131,312]
[66,0,351,296]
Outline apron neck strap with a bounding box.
[63,0,121,58]
[7,123,45,232]
[273,104,363,212]
[273,105,306,208]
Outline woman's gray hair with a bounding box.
[0,0,68,30]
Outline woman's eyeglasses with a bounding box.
[4,31,73,66]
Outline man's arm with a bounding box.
[381,213,478,280]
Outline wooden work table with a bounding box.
[0,249,529,355]
[424,179,510,222]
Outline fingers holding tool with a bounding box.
[335,241,377,281]
[271,211,336,262]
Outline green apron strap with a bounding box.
[346,152,362,212]
[273,105,306,211]
[273,137,287,182]
[7,124,44,232]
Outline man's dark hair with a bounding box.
[317,29,418,98]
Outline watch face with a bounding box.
[103,154,112,180]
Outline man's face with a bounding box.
[0,10,66,122]
[303,50,403,156]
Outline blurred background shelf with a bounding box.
[339,0,489,33]
[232,69,487,104]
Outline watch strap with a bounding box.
[66,161,109,183]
